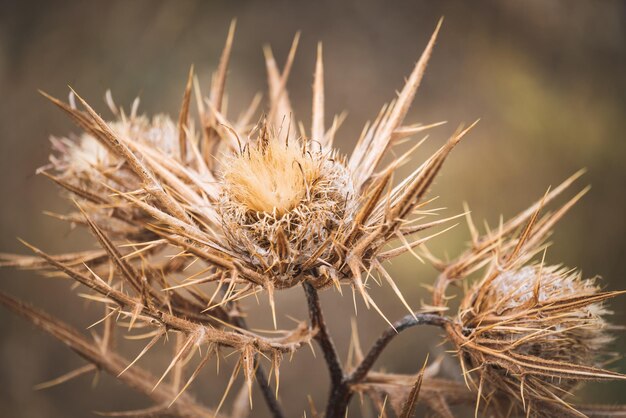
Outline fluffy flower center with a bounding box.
[221,136,320,216]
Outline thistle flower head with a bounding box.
[54,113,180,181]
[421,178,626,417]
[219,125,355,286]
[46,112,182,239]
[450,260,623,416]
[3,21,461,399]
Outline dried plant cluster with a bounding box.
[1,20,625,418]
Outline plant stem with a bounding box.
[335,312,447,417]
[253,365,284,418]
[302,281,347,418]
[346,312,448,384]
[301,283,449,418]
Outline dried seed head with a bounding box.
[49,114,180,239]
[468,265,612,366]
[452,264,619,417]
[34,20,458,316]
[57,114,179,182]
[218,128,355,287]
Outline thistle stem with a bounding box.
[302,281,347,418]
[301,282,449,418]
[346,312,449,384]
[253,365,284,418]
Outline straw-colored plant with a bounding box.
[2,19,625,418]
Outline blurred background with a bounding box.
[1,1,625,417]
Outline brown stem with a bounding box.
[301,286,449,418]
[302,281,346,418]
[334,312,448,417]
[347,312,449,384]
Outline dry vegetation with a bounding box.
[1,19,625,418]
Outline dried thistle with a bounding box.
[44,111,183,240]
[428,181,626,417]
[455,265,622,417]
[1,18,624,418]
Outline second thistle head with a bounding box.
[449,264,624,417]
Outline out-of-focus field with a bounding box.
[1,1,624,417]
